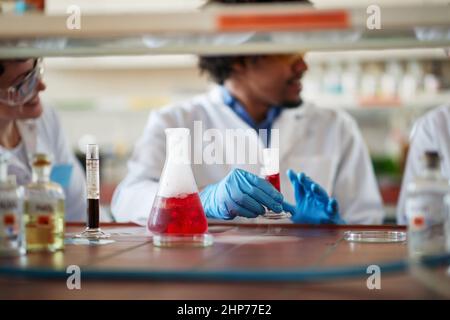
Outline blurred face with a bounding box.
[0,59,46,121]
[235,54,307,108]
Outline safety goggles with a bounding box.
[0,58,44,107]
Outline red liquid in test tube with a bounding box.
[265,173,281,192]
[261,147,290,219]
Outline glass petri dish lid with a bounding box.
[344,230,406,243]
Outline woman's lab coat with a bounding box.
[0,106,86,221]
[397,105,450,225]
[112,86,384,225]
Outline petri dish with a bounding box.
[344,230,406,243]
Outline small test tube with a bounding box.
[261,148,290,220]
[262,148,281,192]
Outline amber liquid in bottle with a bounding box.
[24,154,65,252]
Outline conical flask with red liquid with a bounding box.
[148,128,213,247]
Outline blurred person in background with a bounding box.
[0,58,86,221]
[112,0,384,226]
[397,48,450,224]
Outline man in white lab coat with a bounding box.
[112,52,384,223]
[397,106,450,224]
[0,58,86,221]
[397,48,450,225]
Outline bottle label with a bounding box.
[406,195,446,255]
[0,200,19,239]
[26,200,56,216]
[86,159,99,199]
[0,199,18,212]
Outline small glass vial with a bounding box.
[0,154,24,256]
[24,154,65,252]
[406,151,448,259]
[75,144,110,240]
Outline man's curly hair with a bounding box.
[198,0,309,84]
[198,56,250,84]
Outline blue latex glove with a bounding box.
[200,168,284,220]
[282,169,345,224]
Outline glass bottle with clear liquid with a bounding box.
[405,151,448,258]
[24,154,65,252]
[0,154,24,256]
[148,128,213,247]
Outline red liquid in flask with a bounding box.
[265,173,281,192]
[148,193,208,235]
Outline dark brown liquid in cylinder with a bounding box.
[87,199,100,228]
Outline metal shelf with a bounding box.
[0,4,449,57]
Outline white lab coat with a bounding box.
[0,106,86,222]
[397,105,450,225]
[112,86,384,225]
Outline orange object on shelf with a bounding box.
[25,0,44,11]
[217,10,349,31]
[358,96,402,108]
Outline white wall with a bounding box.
[41,57,209,152]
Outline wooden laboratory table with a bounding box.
[0,222,448,300]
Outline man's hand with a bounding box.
[282,169,345,224]
[200,168,283,220]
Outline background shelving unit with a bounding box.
[0,4,450,57]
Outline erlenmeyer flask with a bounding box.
[148,128,213,247]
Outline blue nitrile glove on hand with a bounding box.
[282,169,345,224]
[200,168,284,220]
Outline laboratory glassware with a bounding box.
[148,128,213,247]
[260,148,290,220]
[0,154,24,256]
[24,153,65,252]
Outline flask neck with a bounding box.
[32,165,51,183]
[167,152,190,164]
[166,131,191,165]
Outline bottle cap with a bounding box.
[86,144,99,160]
[423,151,440,170]
[32,153,51,167]
[0,153,10,163]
